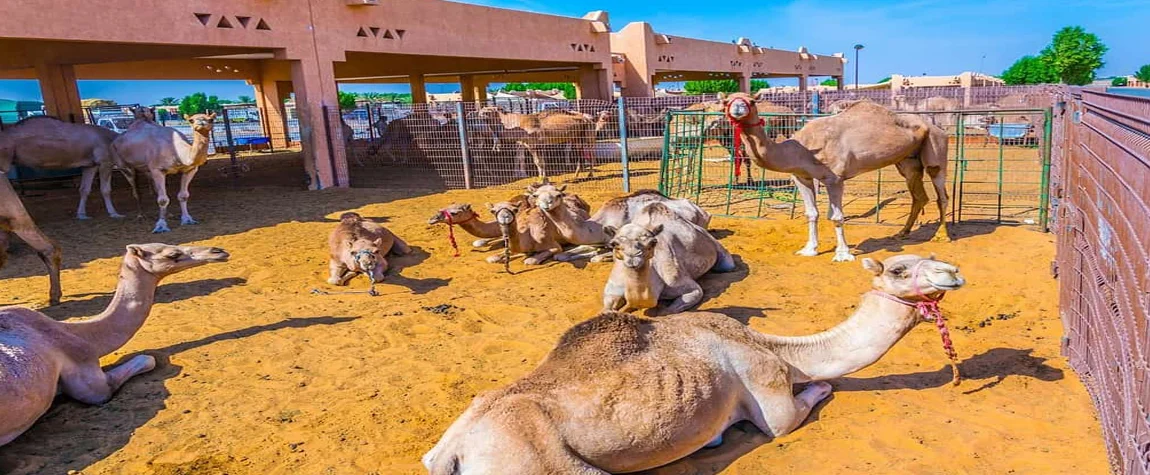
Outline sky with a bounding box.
[1,0,1147,104]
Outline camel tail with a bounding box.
[339,212,364,224]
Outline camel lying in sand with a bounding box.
[327,212,411,294]
[601,202,734,315]
[0,116,124,220]
[722,92,950,262]
[429,189,589,250]
[0,243,229,447]
[483,200,562,266]
[112,113,216,233]
[424,254,966,474]
[526,185,712,262]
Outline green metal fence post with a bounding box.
[1038,107,1053,231]
[617,98,631,193]
[659,110,670,195]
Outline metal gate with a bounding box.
[658,108,1053,228]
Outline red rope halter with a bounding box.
[442,211,466,257]
[726,100,765,179]
[868,262,961,386]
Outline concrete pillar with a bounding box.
[35,63,83,123]
[737,74,751,94]
[409,74,427,104]
[836,76,845,91]
[575,64,611,100]
[474,79,489,103]
[459,75,476,102]
[799,75,809,93]
[252,78,293,149]
[290,57,347,189]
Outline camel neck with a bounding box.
[181,130,212,167]
[544,205,602,242]
[735,121,778,169]
[619,264,661,309]
[760,293,920,383]
[65,258,160,357]
[457,215,501,239]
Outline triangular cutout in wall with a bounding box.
[395,29,405,39]
[236,16,251,28]
[194,13,211,26]
[369,27,380,36]
[217,16,233,28]
[357,27,369,37]
[382,29,394,39]
[255,19,271,30]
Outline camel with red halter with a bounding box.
[719,92,950,262]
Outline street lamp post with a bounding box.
[853,44,864,90]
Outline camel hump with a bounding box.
[640,201,676,220]
[550,312,651,362]
[627,189,667,199]
[339,212,364,224]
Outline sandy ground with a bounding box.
[0,153,1106,474]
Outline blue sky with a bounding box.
[1,0,1146,104]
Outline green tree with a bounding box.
[337,91,358,111]
[237,95,254,104]
[1001,55,1058,85]
[177,93,220,116]
[1039,26,1108,85]
[877,76,891,83]
[1135,64,1150,83]
[819,78,838,87]
[500,82,577,100]
[1111,76,1128,86]
[158,97,178,106]
[750,79,770,90]
[683,80,739,95]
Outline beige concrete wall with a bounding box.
[610,22,844,97]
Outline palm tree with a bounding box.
[158,97,178,106]
[237,95,254,104]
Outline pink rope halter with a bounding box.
[868,261,962,386]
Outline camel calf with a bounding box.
[327,212,411,294]
[601,202,735,315]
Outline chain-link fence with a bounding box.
[1053,88,1150,475]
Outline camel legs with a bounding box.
[791,176,820,257]
[522,143,547,182]
[927,166,951,242]
[522,247,559,266]
[176,168,199,226]
[894,160,929,240]
[75,167,97,220]
[59,355,157,405]
[824,178,853,262]
[390,236,412,255]
[1,178,62,304]
[97,161,125,219]
[328,259,350,285]
[662,281,704,315]
[747,381,832,438]
[149,169,172,233]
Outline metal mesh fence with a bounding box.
[1054,88,1150,475]
[658,106,1053,228]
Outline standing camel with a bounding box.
[720,92,950,262]
[424,254,966,473]
[0,177,62,305]
[0,243,229,447]
[112,113,216,233]
[476,107,600,181]
[0,116,125,219]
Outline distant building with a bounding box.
[0,99,45,124]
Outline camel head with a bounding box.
[428,203,476,225]
[718,92,757,123]
[183,113,217,134]
[131,106,155,122]
[604,223,663,270]
[123,243,229,279]
[348,238,385,280]
[487,201,520,226]
[526,183,567,212]
[862,254,965,312]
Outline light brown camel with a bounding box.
[484,200,562,266]
[0,177,62,305]
[600,202,735,315]
[424,254,966,474]
[327,212,410,295]
[0,243,229,447]
[0,116,125,219]
[721,92,950,262]
[112,113,216,233]
[427,192,562,249]
[476,107,600,181]
[527,185,712,262]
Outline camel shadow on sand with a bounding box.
[0,315,359,475]
[32,277,247,321]
[384,245,450,295]
[636,348,1059,474]
[852,221,1003,256]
